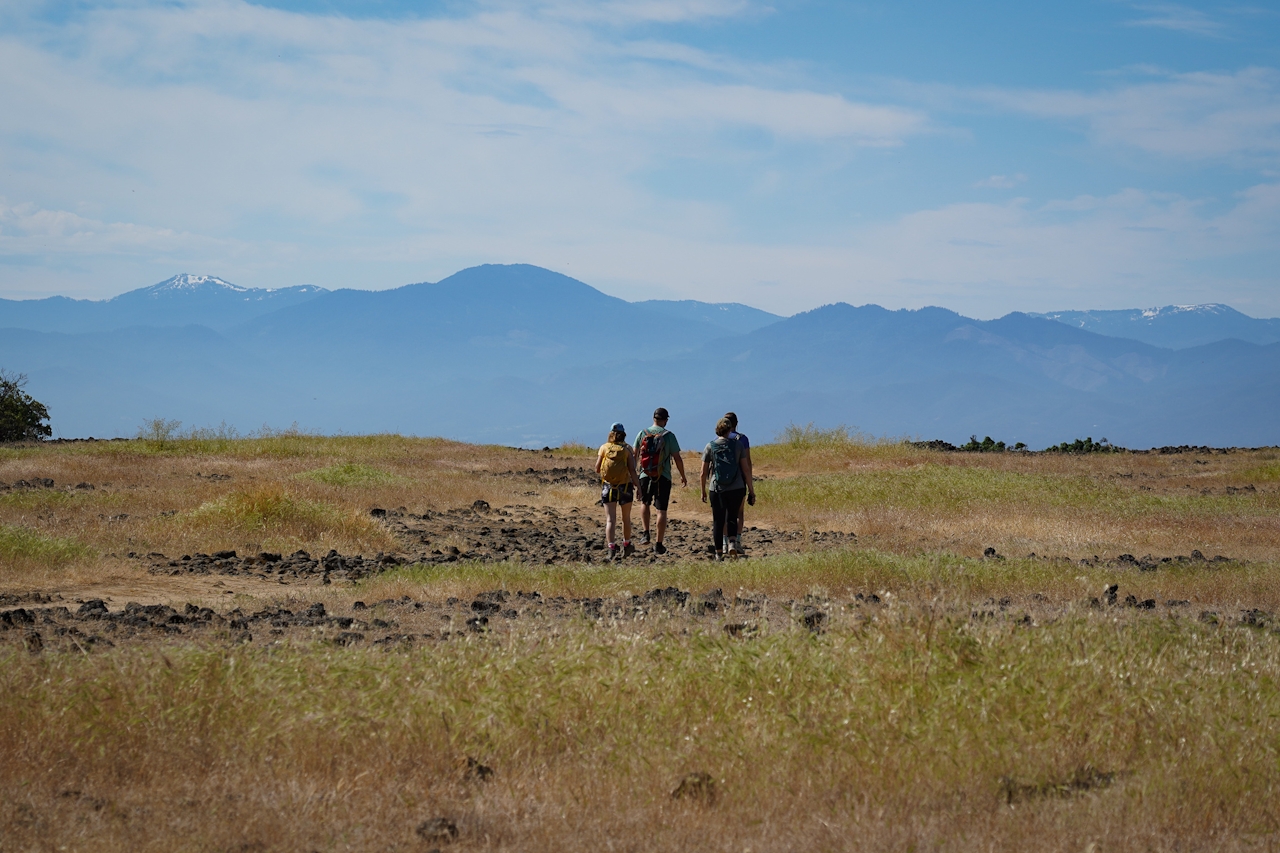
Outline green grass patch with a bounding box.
[0,523,90,567]
[364,546,1257,603]
[760,464,1280,517]
[295,462,404,487]
[0,488,81,511]
[1242,461,1280,483]
[753,423,919,470]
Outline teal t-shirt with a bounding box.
[634,426,681,480]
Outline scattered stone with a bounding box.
[671,772,717,804]
[415,817,458,844]
[1000,765,1115,805]
[465,757,494,781]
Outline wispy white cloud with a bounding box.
[0,0,1277,318]
[1125,3,1226,37]
[529,0,754,24]
[0,0,930,299]
[971,68,1280,162]
[973,174,1027,189]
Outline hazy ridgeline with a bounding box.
[4,264,1280,447]
[1,431,1279,850]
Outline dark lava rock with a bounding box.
[465,757,494,781]
[1,608,35,628]
[77,599,109,618]
[671,772,716,804]
[213,550,237,560]
[415,817,458,843]
[802,610,827,633]
[471,499,491,512]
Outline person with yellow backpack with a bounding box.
[595,422,642,561]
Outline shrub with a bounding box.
[1044,437,1125,454]
[777,423,859,447]
[961,435,1007,452]
[0,371,51,442]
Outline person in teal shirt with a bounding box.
[633,407,688,555]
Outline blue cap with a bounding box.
[610,422,625,433]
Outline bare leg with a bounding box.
[656,508,667,543]
[604,502,618,546]
[621,502,633,542]
[641,501,651,535]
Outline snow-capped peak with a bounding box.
[142,274,248,296]
[1139,304,1231,319]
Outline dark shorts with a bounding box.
[639,476,672,511]
[601,483,634,505]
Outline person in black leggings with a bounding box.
[700,416,749,559]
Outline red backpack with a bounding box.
[637,429,668,478]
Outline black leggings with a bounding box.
[710,488,746,552]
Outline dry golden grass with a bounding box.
[2,434,1280,851]
[3,587,1279,851]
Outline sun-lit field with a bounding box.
[1,430,1279,851]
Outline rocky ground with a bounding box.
[2,579,1255,656]
[138,500,859,583]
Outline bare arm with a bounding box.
[674,450,688,486]
[700,458,710,502]
[741,447,754,496]
[594,447,604,477]
[627,447,641,491]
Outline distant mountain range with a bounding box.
[0,265,1276,447]
[0,274,328,333]
[1030,304,1280,349]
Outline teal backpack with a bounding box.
[710,437,740,488]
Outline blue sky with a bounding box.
[2,0,1278,317]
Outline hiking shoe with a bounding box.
[654,541,667,556]
[607,544,619,561]
[623,541,635,557]
[712,551,723,562]
[726,542,740,559]
[639,530,651,545]
[735,534,743,551]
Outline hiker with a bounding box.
[634,407,687,555]
[701,416,750,560]
[723,412,756,552]
[595,422,642,561]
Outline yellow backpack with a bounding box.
[600,442,630,485]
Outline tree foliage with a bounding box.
[1044,436,1125,454]
[0,371,52,442]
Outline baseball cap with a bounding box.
[610,422,625,433]
[653,407,669,420]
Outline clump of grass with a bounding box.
[555,441,592,456]
[295,463,402,488]
[0,523,90,569]
[755,423,919,472]
[182,484,394,553]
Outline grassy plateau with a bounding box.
[0,429,1278,851]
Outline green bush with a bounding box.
[0,371,51,442]
[1045,436,1125,454]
